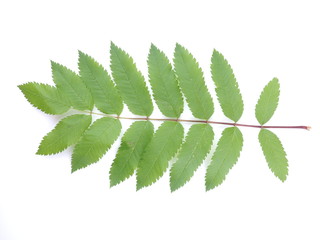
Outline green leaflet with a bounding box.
[255,78,280,125]
[137,121,184,190]
[173,43,214,120]
[211,50,244,122]
[170,124,214,192]
[51,61,93,111]
[71,117,121,172]
[109,121,154,187]
[205,127,243,191]
[148,44,184,118]
[110,42,153,116]
[18,82,70,114]
[78,51,123,115]
[258,129,288,181]
[37,114,92,155]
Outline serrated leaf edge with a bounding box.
[170,124,214,192]
[18,82,70,115]
[205,127,243,191]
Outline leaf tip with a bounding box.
[175,42,183,50]
[110,41,118,50]
[148,43,157,58]
[136,184,143,191]
[35,148,44,155]
[150,42,156,49]
[50,60,62,73]
[280,177,287,182]
[205,181,214,192]
[212,48,220,56]
[50,59,58,67]
[136,178,148,191]
[205,178,215,192]
[71,160,81,173]
[279,167,288,182]
[211,49,225,63]
[169,181,178,192]
[109,175,120,188]
[170,185,179,193]
[17,84,25,91]
[272,77,279,82]
[78,49,85,57]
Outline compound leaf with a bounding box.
[109,121,154,187]
[255,78,280,125]
[37,114,92,155]
[71,117,121,172]
[211,50,244,122]
[174,43,214,120]
[18,43,297,192]
[148,44,183,118]
[137,121,184,190]
[51,61,93,110]
[18,82,70,114]
[78,51,123,115]
[110,42,153,116]
[206,127,243,191]
[170,124,214,192]
[258,129,288,181]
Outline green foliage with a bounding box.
[170,124,214,192]
[19,43,302,191]
[78,51,123,115]
[51,61,93,110]
[211,50,244,122]
[72,117,121,172]
[258,129,288,181]
[37,114,92,155]
[18,82,70,114]
[110,42,153,116]
[148,44,184,118]
[205,127,243,191]
[109,121,154,187]
[174,43,214,120]
[255,78,280,125]
[137,122,184,190]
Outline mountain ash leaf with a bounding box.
[110,121,154,187]
[170,124,214,192]
[37,114,92,155]
[206,127,243,191]
[78,51,123,115]
[174,43,214,120]
[137,121,184,190]
[258,129,288,181]
[51,61,93,110]
[110,42,153,116]
[72,117,121,172]
[18,82,70,114]
[148,44,183,118]
[255,78,280,125]
[211,50,244,122]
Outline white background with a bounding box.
[1,0,319,239]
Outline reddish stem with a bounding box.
[84,111,311,131]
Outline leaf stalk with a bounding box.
[81,111,310,130]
